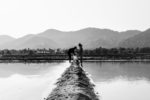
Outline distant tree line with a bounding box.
[0,48,64,55]
[84,47,150,55]
[0,47,150,61]
[83,47,150,60]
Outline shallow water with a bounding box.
[0,61,150,100]
[84,62,150,100]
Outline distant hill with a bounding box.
[0,28,141,49]
[38,28,140,49]
[0,34,58,49]
[119,29,150,48]
[0,35,15,45]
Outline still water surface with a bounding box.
[0,61,150,100]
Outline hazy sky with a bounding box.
[0,0,150,38]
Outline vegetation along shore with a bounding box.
[0,47,150,62]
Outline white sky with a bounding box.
[0,0,150,38]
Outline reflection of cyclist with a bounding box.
[67,46,77,63]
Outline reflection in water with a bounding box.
[96,79,150,100]
[0,61,63,77]
[84,61,150,100]
[84,62,150,82]
[0,61,70,100]
[0,61,150,100]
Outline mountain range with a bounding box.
[0,27,148,49]
[119,28,150,48]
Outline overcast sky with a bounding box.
[0,0,150,38]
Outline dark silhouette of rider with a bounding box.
[67,46,77,63]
